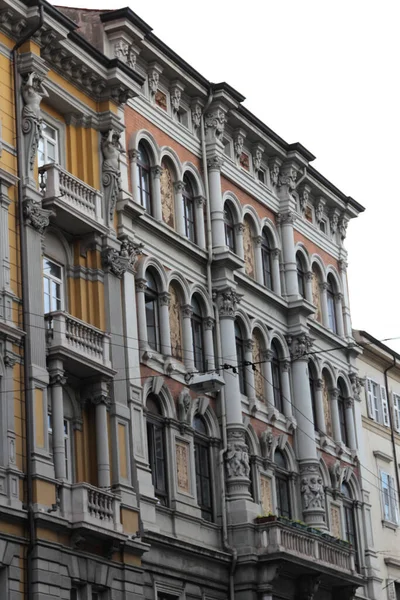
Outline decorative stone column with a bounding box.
[280,360,293,418]
[174,180,186,236]
[345,397,357,450]
[234,223,244,259]
[203,317,215,371]
[329,388,342,443]
[49,361,67,481]
[334,293,345,337]
[207,155,226,249]
[244,339,257,409]
[314,378,326,434]
[159,291,171,356]
[320,281,329,327]
[194,196,206,249]
[181,304,194,369]
[288,335,326,527]
[253,236,263,283]
[93,385,111,489]
[338,258,352,337]
[135,278,148,351]
[277,211,298,299]
[305,271,313,303]
[271,249,281,295]
[150,165,163,220]
[263,350,275,408]
[128,148,140,203]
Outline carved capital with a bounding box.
[213,288,242,317]
[49,371,67,387]
[300,462,325,511]
[103,237,143,278]
[345,397,354,409]
[181,304,193,318]
[338,259,348,272]
[287,334,314,361]
[195,195,206,208]
[277,210,296,226]
[207,154,224,171]
[252,143,264,173]
[204,109,226,142]
[3,353,17,369]
[23,199,52,234]
[92,392,111,407]
[225,430,250,480]
[128,148,140,163]
[204,317,214,330]
[136,278,147,292]
[253,235,263,248]
[315,378,323,391]
[281,360,291,372]
[174,180,186,194]
[305,270,313,282]
[244,338,254,352]
[278,166,298,191]
[234,222,244,234]
[159,292,171,307]
[191,103,202,130]
[151,164,163,179]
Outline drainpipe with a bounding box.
[12,3,44,599]
[384,357,400,508]
[201,87,237,600]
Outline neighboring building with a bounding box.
[354,331,400,600]
[0,0,382,599]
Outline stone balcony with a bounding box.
[39,163,108,235]
[45,311,115,378]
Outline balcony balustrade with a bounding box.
[39,163,107,235]
[67,483,122,534]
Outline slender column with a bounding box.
[339,258,352,336]
[334,293,345,337]
[253,236,263,284]
[289,335,325,527]
[128,149,140,204]
[263,350,275,408]
[304,271,313,303]
[203,317,215,372]
[244,339,256,407]
[49,362,66,481]
[330,388,342,442]
[320,282,329,327]
[281,360,292,418]
[207,156,226,249]
[314,379,326,434]
[195,196,206,249]
[174,180,186,235]
[159,292,171,356]
[94,393,110,488]
[278,211,298,299]
[345,397,357,450]
[182,304,194,369]
[135,278,148,350]
[234,223,244,259]
[150,165,162,220]
[272,249,281,295]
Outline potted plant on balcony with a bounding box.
[255,512,277,524]
[290,519,308,530]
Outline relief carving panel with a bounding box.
[330,504,341,538]
[161,161,175,228]
[260,475,272,514]
[243,218,255,279]
[323,376,333,437]
[176,441,190,493]
[253,333,264,400]
[312,269,322,323]
[169,285,182,360]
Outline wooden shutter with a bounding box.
[380,385,390,426]
[366,379,374,419]
[389,476,399,524]
[393,394,400,432]
[387,581,396,600]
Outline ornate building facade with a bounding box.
[0,0,387,599]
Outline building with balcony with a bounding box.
[0,0,388,599]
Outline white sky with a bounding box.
[55,0,400,351]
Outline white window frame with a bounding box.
[38,121,59,168]
[380,471,399,524]
[43,257,64,314]
[393,393,400,433]
[366,378,386,424]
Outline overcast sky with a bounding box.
[56,0,400,352]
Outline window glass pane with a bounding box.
[43,259,61,279]
[43,123,56,140]
[145,298,158,350]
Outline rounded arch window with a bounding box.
[327,274,337,333]
[261,228,273,290]
[146,393,167,505]
[296,253,307,299]
[274,449,291,518]
[137,142,152,213]
[271,341,283,413]
[183,174,196,243]
[224,203,236,252]
[235,321,247,395]
[193,413,213,521]
[145,270,161,352]
[191,295,205,372]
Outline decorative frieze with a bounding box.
[101,129,124,224]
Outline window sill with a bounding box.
[382,519,398,530]
[308,319,350,348]
[235,271,287,310]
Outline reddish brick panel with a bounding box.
[221,176,276,223]
[294,230,339,270]
[250,416,294,446]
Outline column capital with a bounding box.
[174,180,186,194]
[135,277,147,292]
[3,352,18,369]
[151,164,163,178]
[315,378,323,391]
[253,235,263,248]
[272,248,280,260]
[345,397,354,409]
[213,288,242,317]
[320,281,329,291]
[204,316,215,330]
[181,303,193,318]
[281,360,291,372]
[102,237,143,278]
[195,195,206,207]
[128,148,140,163]
[262,349,273,362]
[305,270,313,281]
[330,387,339,401]
[207,154,224,171]
[159,291,171,307]
[244,338,254,352]
[338,259,348,272]
[204,108,227,143]
[276,210,296,226]
[287,334,314,361]
[234,222,244,234]
[92,391,111,408]
[49,369,67,387]
[334,292,344,302]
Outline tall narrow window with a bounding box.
[224,204,235,252]
[261,229,273,290]
[271,341,283,413]
[235,322,246,395]
[309,366,318,430]
[136,142,152,213]
[38,122,59,167]
[341,483,359,572]
[327,275,337,333]
[145,271,160,352]
[274,449,291,518]
[43,257,63,313]
[183,176,196,242]
[64,419,72,482]
[191,297,205,371]
[146,394,167,506]
[297,254,306,298]
[193,415,213,521]
[338,381,349,446]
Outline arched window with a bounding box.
[338,380,349,446]
[183,175,196,243]
[146,394,167,506]
[309,363,318,430]
[271,341,283,413]
[145,271,160,352]
[261,229,272,290]
[224,203,235,252]
[191,296,205,372]
[274,449,291,518]
[296,253,306,299]
[327,275,337,333]
[193,414,213,521]
[235,322,246,394]
[341,482,359,571]
[136,142,152,213]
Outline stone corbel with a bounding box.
[170,80,185,118]
[329,208,340,235]
[204,104,228,145]
[113,39,141,69]
[252,142,265,174]
[147,62,163,102]
[233,128,246,163]
[339,212,349,242]
[23,199,53,235]
[298,184,312,216]
[191,97,204,132]
[278,162,299,200]
[314,196,326,224]
[268,156,282,187]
